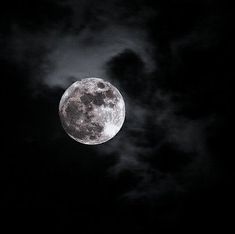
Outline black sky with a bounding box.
[1,0,234,233]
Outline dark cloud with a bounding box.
[4,0,156,90]
[96,83,213,201]
[4,0,217,202]
[7,25,154,90]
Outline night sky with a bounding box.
[1,0,234,232]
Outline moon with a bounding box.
[59,78,125,145]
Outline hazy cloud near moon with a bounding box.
[98,89,212,200]
[9,24,154,89]
[9,0,156,89]
[44,26,155,88]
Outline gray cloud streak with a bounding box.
[43,26,155,88]
[9,24,155,90]
[96,89,213,200]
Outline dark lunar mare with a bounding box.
[65,100,84,124]
[61,109,103,141]
[80,91,107,107]
[61,90,106,141]
[97,82,105,88]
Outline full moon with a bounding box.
[59,78,125,145]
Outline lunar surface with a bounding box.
[59,78,125,145]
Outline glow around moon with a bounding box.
[59,78,125,145]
